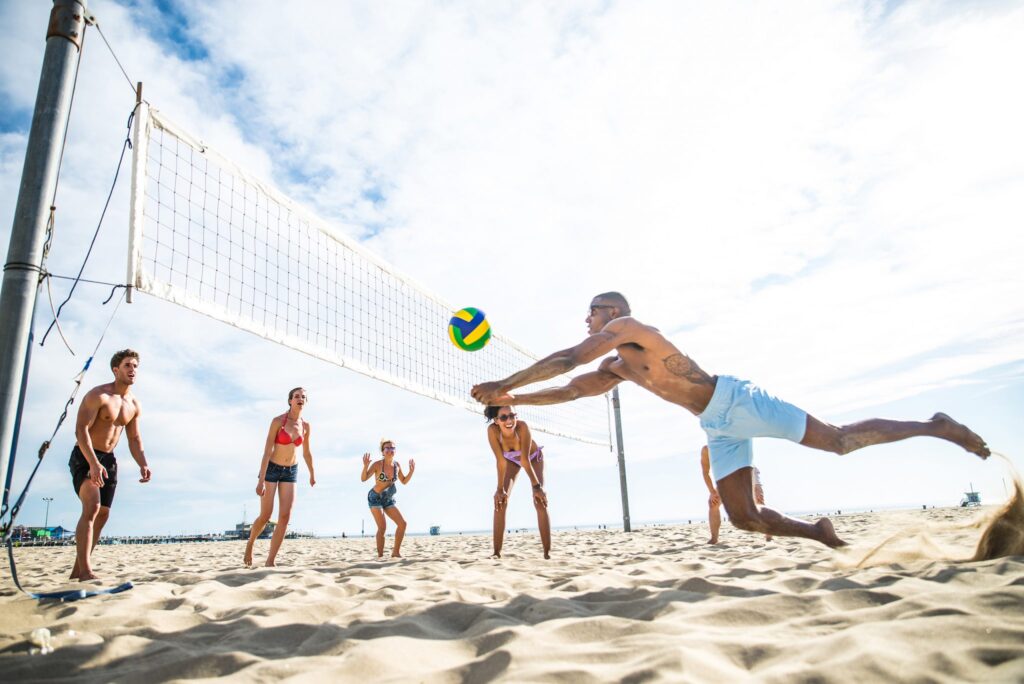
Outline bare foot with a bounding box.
[543,552,551,560]
[490,552,501,559]
[932,413,990,458]
[264,560,276,567]
[765,535,773,542]
[75,571,101,581]
[815,518,847,548]
[706,537,719,545]
[391,552,402,559]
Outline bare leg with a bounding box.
[371,508,387,557]
[71,484,101,580]
[532,458,551,559]
[708,496,721,544]
[753,483,772,541]
[244,482,278,566]
[718,468,846,548]
[492,462,520,558]
[384,507,407,557]
[492,506,507,558]
[265,483,295,567]
[71,505,110,579]
[801,413,989,458]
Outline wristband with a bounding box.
[532,483,542,490]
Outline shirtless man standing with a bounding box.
[471,292,990,548]
[69,349,151,579]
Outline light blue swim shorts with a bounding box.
[698,375,808,481]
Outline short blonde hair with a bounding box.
[379,438,396,452]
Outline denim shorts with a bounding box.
[265,462,298,483]
[368,485,397,509]
[699,375,807,481]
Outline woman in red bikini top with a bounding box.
[485,405,552,560]
[244,386,316,568]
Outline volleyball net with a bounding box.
[127,104,611,446]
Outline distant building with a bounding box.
[228,522,276,539]
[14,525,71,540]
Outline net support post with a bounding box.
[126,82,147,304]
[0,0,87,508]
[612,386,631,532]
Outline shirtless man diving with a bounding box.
[69,348,151,579]
[471,292,990,548]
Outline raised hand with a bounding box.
[408,458,416,472]
[362,452,371,467]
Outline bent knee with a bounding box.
[830,431,860,455]
[729,513,760,532]
[722,502,762,531]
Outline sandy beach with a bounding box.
[1,506,1022,682]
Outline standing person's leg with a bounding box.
[492,462,520,558]
[371,507,387,557]
[71,483,102,580]
[717,467,844,547]
[265,483,295,567]
[244,482,278,566]
[90,506,111,550]
[532,457,551,559]
[384,506,407,558]
[708,495,721,544]
[800,413,989,458]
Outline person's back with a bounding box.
[599,317,718,415]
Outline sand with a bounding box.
[1,507,1023,682]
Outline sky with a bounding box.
[1,0,1022,541]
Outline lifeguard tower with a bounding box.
[960,483,981,507]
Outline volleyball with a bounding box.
[448,307,491,351]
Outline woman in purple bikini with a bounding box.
[485,405,551,559]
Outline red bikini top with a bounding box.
[275,414,303,446]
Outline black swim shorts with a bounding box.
[69,445,118,508]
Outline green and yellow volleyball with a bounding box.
[448,307,491,351]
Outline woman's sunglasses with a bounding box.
[498,413,517,422]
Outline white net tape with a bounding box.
[128,105,611,446]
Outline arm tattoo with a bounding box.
[663,354,714,385]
